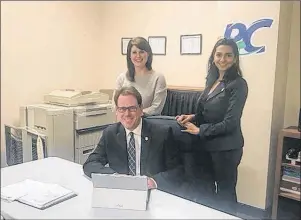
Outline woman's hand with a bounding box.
[181,122,200,135]
[147,177,157,189]
[175,114,195,124]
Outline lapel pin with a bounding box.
[221,88,225,92]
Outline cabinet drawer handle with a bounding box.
[83,148,94,155]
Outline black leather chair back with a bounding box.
[161,89,203,116]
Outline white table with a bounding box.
[1,157,240,219]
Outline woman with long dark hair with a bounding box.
[115,37,167,116]
[176,38,248,214]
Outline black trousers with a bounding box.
[209,148,243,214]
[192,148,243,215]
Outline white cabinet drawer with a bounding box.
[75,145,95,165]
[75,110,115,130]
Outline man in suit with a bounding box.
[83,86,183,191]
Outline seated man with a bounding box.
[83,86,183,191]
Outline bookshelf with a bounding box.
[271,127,300,219]
[279,191,300,201]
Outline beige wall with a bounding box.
[214,2,280,209]
[284,1,300,127]
[266,1,294,208]
[96,1,219,88]
[1,1,299,210]
[1,1,106,165]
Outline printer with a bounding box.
[19,89,116,164]
[44,89,110,107]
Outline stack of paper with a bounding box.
[1,180,29,202]
[1,179,77,209]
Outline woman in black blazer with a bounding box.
[176,38,248,214]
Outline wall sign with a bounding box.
[121,38,132,55]
[224,18,274,55]
[148,36,167,55]
[180,34,202,55]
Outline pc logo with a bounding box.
[224,18,274,55]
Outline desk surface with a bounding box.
[1,157,240,219]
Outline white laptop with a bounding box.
[91,173,150,211]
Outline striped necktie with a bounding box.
[127,132,136,175]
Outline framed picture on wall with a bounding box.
[180,34,202,55]
[148,36,167,55]
[121,38,132,55]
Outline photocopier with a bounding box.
[19,89,116,165]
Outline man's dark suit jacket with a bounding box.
[83,118,183,192]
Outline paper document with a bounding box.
[1,179,77,209]
[181,35,202,54]
[1,181,29,202]
[148,37,166,55]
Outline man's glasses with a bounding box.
[116,106,139,113]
